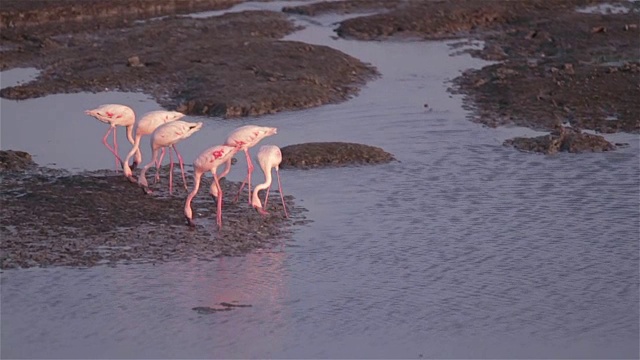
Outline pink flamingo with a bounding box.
[218,125,278,204]
[184,144,240,230]
[251,145,289,217]
[138,120,203,194]
[122,110,186,180]
[84,104,136,170]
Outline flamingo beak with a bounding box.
[254,205,269,216]
[185,216,196,227]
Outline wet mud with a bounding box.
[280,142,396,169]
[0,4,378,117]
[503,126,619,154]
[0,162,309,269]
[286,0,639,152]
[1,0,637,268]
[0,150,36,171]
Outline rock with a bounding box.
[504,126,616,154]
[127,55,144,67]
[280,142,396,169]
[0,150,35,171]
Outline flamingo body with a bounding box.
[138,120,203,194]
[184,144,240,230]
[218,125,278,204]
[85,104,136,170]
[251,145,288,218]
[123,110,185,178]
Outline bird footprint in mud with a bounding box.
[192,302,252,314]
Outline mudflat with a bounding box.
[1,0,637,268]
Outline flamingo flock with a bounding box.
[85,104,289,231]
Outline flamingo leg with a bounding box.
[245,149,254,205]
[214,174,223,230]
[155,148,166,184]
[138,148,159,194]
[113,128,119,172]
[264,187,270,208]
[133,146,142,170]
[169,147,174,195]
[234,149,254,204]
[173,144,188,191]
[234,175,248,203]
[276,168,288,218]
[209,176,219,198]
[102,126,124,168]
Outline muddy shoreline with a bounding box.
[0,162,309,269]
[284,0,639,151]
[2,0,636,133]
[1,0,638,268]
[0,2,378,118]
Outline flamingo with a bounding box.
[122,110,186,180]
[138,120,203,194]
[217,125,278,204]
[251,145,289,218]
[184,144,240,230]
[84,104,135,170]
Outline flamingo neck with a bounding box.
[252,166,273,208]
[184,170,203,220]
[126,124,135,145]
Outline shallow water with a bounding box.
[575,1,636,14]
[1,2,639,359]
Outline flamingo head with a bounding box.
[85,109,100,117]
[166,111,186,122]
[189,122,204,133]
[253,127,277,143]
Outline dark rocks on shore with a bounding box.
[0,150,36,171]
[280,142,396,169]
[504,126,616,154]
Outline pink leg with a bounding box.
[209,170,219,198]
[155,148,166,184]
[173,144,188,191]
[102,127,124,167]
[113,128,119,172]
[169,148,174,195]
[245,149,254,205]
[276,168,288,218]
[214,174,223,230]
[264,187,270,208]
[138,149,159,194]
[234,175,248,203]
[234,149,254,204]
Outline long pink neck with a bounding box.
[123,134,143,174]
[125,124,135,145]
[184,170,203,220]
[252,165,272,208]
